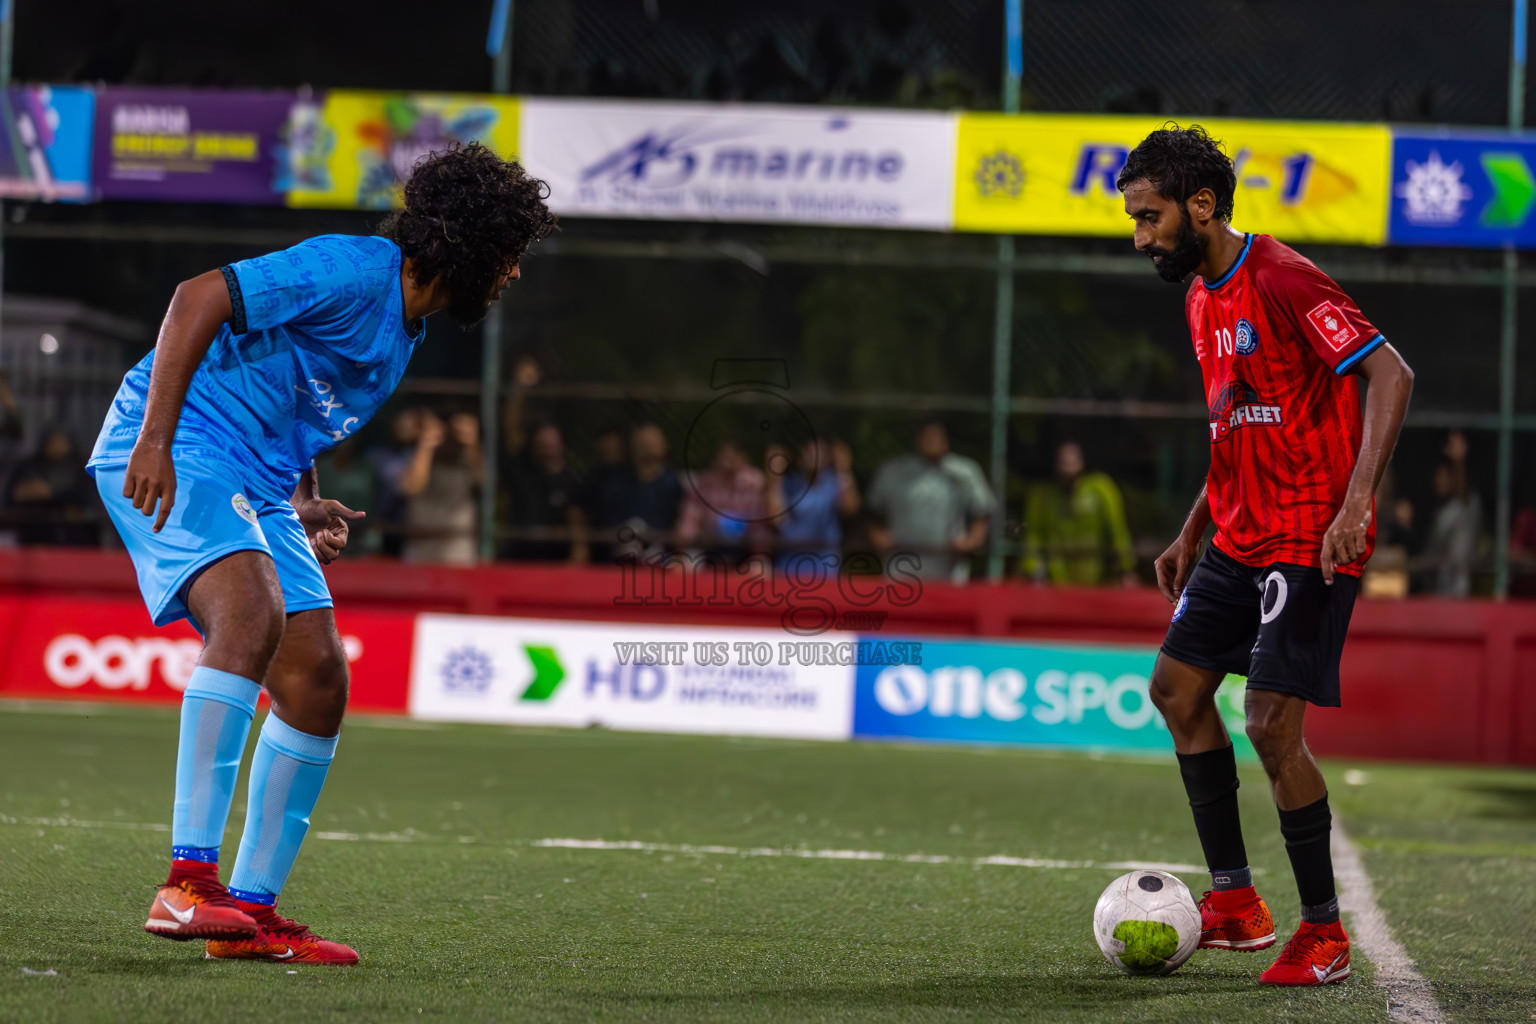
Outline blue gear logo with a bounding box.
[440,646,495,694]
[974,150,1025,198]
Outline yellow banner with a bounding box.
[954,114,1390,245]
[287,90,521,210]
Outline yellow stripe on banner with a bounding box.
[954,113,1391,245]
[287,90,522,210]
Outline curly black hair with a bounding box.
[379,142,558,326]
[1116,123,1236,222]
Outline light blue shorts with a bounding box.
[93,455,332,632]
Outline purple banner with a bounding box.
[92,88,296,204]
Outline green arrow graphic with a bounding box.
[518,645,565,701]
[1480,152,1536,228]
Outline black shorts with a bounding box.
[1160,544,1358,707]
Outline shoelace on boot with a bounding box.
[1272,928,1329,966]
[252,909,318,942]
[176,874,246,911]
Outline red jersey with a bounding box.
[1185,234,1384,576]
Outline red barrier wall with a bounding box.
[2,547,1532,765]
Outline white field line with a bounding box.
[1333,822,1446,1024]
[527,838,1204,873]
[2,816,1203,874]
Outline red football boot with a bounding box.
[1260,919,1351,986]
[205,903,358,965]
[1197,885,1277,951]
[144,862,258,941]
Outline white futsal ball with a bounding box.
[1092,869,1202,975]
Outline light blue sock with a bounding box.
[227,715,339,904]
[171,667,261,861]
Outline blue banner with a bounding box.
[0,85,94,201]
[1389,133,1536,248]
[853,635,1253,757]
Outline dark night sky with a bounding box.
[15,0,503,92]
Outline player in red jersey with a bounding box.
[1117,125,1415,987]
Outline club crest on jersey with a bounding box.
[1234,318,1258,355]
[231,493,258,525]
[1209,380,1283,442]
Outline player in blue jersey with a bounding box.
[88,143,556,964]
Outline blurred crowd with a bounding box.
[0,362,1522,597]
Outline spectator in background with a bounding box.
[866,420,994,583]
[1509,485,1536,597]
[1422,430,1481,597]
[4,429,98,546]
[502,422,588,563]
[312,436,378,556]
[367,408,423,558]
[598,423,683,561]
[765,438,860,567]
[676,438,767,561]
[1021,440,1137,586]
[400,409,482,565]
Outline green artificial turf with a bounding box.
[0,701,1526,1023]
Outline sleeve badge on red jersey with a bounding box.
[1305,301,1360,351]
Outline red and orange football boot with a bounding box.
[1197,885,1276,951]
[205,903,357,965]
[144,862,258,941]
[1259,919,1351,986]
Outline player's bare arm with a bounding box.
[1155,485,1211,603]
[124,270,234,532]
[1320,343,1415,583]
[291,465,365,566]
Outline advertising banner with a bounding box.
[853,635,1252,758]
[286,90,521,210]
[1387,132,1536,249]
[92,87,296,204]
[518,98,957,229]
[0,85,93,201]
[0,595,414,714]
[409,614,857,739]
[954,113,1391,245]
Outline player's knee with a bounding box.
[204,600,286,679]
[315,642,351,703]
[1243,709,1300,766]
[1149,673,1195,725]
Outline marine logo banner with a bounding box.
[518,98,957,229]
[955,113,1390,245]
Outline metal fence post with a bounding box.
[1497,0,1526,597]
[479,0,515,563]
[987,0,1023,582]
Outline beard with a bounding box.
[447,292,496,328]
[1145,207,1203,283]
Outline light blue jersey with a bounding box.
[89,234,425,486]
[89,234,426,629]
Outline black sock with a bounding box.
[1278,794,1339,922]
[1176,745,1249,885]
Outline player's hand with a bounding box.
[1154,535,1200,603]
[124,440,177,533]
[1321,500,1372,585]
[296,498,366,565]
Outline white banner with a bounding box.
[518,98,956,230]
[409,615,855,740]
